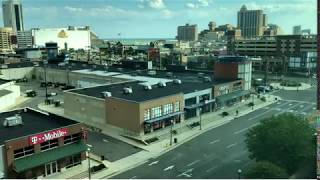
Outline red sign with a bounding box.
[29,128,68,145]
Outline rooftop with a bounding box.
[0,79,10,85]
[69,79,227,102]
[0,108,79,145]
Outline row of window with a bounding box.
[144,101,180,121]
[13,133,82,159]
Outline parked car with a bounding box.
[46,92,58,97]
[25,90,37,97]
[221,111,229,117]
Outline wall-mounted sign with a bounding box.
[29,128,68,145]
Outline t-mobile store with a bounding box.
[0,108,88,179]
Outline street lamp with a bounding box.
[170,119,174,146]
[43,60,48,101]
[199,107,202,130]
[237,169,242,179]
[86,147,91,179]
[251,93,254,110]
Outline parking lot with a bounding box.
[87,131,142,162]
[14,80,64,110]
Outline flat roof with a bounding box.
[68,79,228,102]
[0,89,11,96]
[0,108,79,145]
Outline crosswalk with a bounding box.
[261,100,316,117]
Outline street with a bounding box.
[112,88,316,179]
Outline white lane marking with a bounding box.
[206,166,218,173]
[102,139,109,143]
[163,165,175,171]
[250,122,260,128]
[275,102,303,116]
[300,105,304,108]
[226,143,238,149]
[178,168,194,177]
[187,159,200,167]
[209,139,220,144]
[234,128,248,134]
[148,160,159,166]
[289,104,293,106]
[313,107,317,110]
[282,99,316,105]
[129,176,137,179]
[248,101,291,121]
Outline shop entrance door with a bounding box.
[45,161,58,176]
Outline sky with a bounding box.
[2,0,317,38]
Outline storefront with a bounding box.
[144,112,183,134]
[216,90,250,108]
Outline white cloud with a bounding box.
[198,0,209,7]
[185,0,211,9]
[186,3,196,9]
[64,6,83,12]
[147,0,166,9]
[162,9,173,19]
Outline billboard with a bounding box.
[33,28,91,50]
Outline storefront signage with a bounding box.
[29,128,68,145]
[219,85,229,91]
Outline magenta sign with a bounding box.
[29,128,68,145]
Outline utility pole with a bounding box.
[44,60,48,101]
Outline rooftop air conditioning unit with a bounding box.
[158,81,166,87]
[144,85,152,90]
[101,91,112,98]
[3,114,23,127]
[123,87,133,94]
[173,79,182,84]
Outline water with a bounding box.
[104,38,176,45]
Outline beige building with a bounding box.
[237,5,265,38]
[0,27,13,53]
[177,24,198,41]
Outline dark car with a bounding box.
[25,90,37,97]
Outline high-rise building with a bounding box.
[237,5,264,38]
[0,27,13,52]
[177,24,198,41]
[263,14,267,27]
[208,21,216,31]
[17,30,32,48]
[2,0,24,33]
[293,25,302,35]
[301,29,311,35]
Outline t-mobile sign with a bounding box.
[29,128,68,145]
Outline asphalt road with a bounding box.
[13,81,64,110]
[113,89,317,179]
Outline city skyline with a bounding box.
[0,0,317,38]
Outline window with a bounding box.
[151,106,162,118]
[174,101,180,112]
[163,103,173,115]
[40,139,59,151]
[65,154,82,169]
[144,109,151,120]
[64,133,81,145]
[14,146,35,159]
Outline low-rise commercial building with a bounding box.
[0,108,87,178]
[0,79,20,111]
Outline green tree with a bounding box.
[245,113,316,175]
[245,161,289,179]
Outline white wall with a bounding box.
[33,28,91,50]
[0,82,20,112]
[0,67,34,80]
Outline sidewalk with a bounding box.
[38,94,279,179]
[271,82,311,91]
